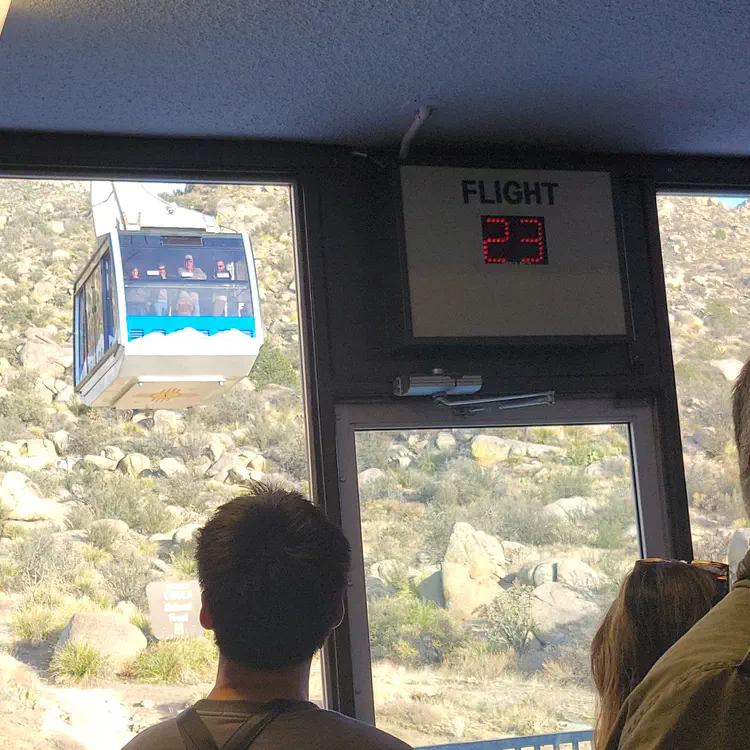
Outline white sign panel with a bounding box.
[401,166,627,338]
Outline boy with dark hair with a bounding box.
[125,485,410,750]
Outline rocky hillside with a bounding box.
[658,196,750,556]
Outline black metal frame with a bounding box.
[2,129,750,715]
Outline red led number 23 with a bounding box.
[483,217,545,264]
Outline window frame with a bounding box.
[334,396,669,724]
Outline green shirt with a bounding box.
[605,581,750,750]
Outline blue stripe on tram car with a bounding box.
[126,315,257,340]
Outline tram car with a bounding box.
[73,183,263,409]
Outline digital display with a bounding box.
[482,215,548,265]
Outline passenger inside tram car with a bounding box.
[591,559,724,748]
[121,249,252,319]
[602,357,750,750]
[124,484,410,750]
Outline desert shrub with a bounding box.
[67,470,173,534]
[481,583,536,655]
[22,467,62,498]
[122,426,178,462]
[359,473,403,503]
[129,638,217,684]
[249,343,299,389]
[51,642,111,684]
[66,504,95,531]
[87,523,120,552]
[173,432,209,463]
[161,468,208,510]
[445,639,515,682]
[539,470,594,504]
[197,387,261,430]
[171,545,198,578]
[704,299,736,335]
[355,431,395,473]
[266,429,308,482]
[12,605,57,643]
[99,544,152,610]
[130,610,152,638]
[368,595,465,666]
[10,531,77,592]
[0,388,49,429]
[592,486,638,549]
[68,410,122,455]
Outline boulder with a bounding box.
[435,432,457,452]
[159,457,187,478]
[710,358,745,383]
[442,522,506,618]
[241,450,266,472]
[47,429,69,455]
[51,248,70,262]
[370,559,401,583]
[584,456,630,478]
[18,328,73,378]
[540,496,595,523]
[227,466,251,485]
[416,571,445,607]
[56,384,75,403]
[9,489,67,526]
[24,438,57,459]
[90,518,130,539]
[1,470,28,496]
[530,582,600,644]
[173,523,202,546]
[0,486,14,513]
[31,280,56,303]
[153,410,185,432]
[366,576,394,600]
[501,540,531,564]
[0,441,22,458]
[103,445,126,463]
[83,454,118,471]
[471,435,510,467]
[55,612,147,672]
[520,558,602,589]
[205,453,246,483]
[208,439,225,463]
[118,453,152,476]
[358,468,385,485]
[49,220,65,235]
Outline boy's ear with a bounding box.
[199,591,214,630]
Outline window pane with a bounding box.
[0,180,322,748]
[354,425,637,748]
[658,195,749,561]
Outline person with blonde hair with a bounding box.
[591,559,720,747]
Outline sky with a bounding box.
[716,196,748,208]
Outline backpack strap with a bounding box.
[177,707,220,750]
[222,699,292,750]
[177,700,294,750]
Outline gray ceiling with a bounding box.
[2,0,749,155]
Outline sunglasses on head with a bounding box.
[638,557,729,602]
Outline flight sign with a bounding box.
[400,166,628,339]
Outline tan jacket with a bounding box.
[605,580,750,749]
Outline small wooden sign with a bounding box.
[146,580,204,639]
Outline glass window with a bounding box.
[658,194,750,560]
[353,424,637,748]
[84,262,104,373]
[122,235,254,319]
[100,249,118,350]
[73,286,88,383]
[0,180,318,747]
